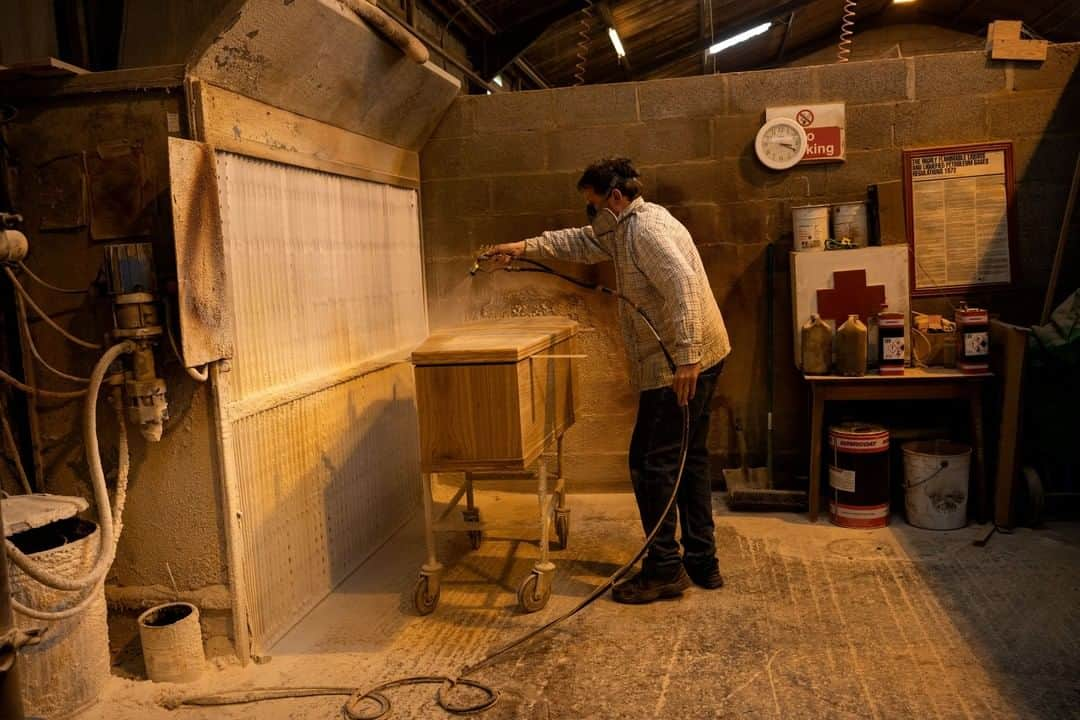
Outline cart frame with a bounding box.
[413,434,570,614]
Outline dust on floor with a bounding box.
[79,483,1080,719]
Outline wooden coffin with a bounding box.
[412,317,579,473]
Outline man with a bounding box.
[484,157,731,604]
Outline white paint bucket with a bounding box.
[831,201,869,247]
[137,602,206,683]
[902,441,971,530]
[792,204,829,251]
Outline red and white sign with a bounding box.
[766,103,846,163]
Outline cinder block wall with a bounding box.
[420,43,1080,487]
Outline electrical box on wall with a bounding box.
[766,103,846,163]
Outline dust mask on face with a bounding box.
[586,203,618,237]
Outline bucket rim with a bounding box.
[138,601,199,628]
[902,440,971,458]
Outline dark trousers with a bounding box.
[628,363,721,577]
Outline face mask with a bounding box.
[589,206,618,237]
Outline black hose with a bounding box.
[175,260,692,718]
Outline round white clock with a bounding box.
[754,117,808,170]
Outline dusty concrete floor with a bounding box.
[79,481,1079,719]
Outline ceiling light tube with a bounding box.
[708,22,773,55]
[608,27,626,59]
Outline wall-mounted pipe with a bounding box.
[342,0,430,64]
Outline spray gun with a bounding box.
[103,243,168,442]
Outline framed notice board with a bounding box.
[903,142,1017,296]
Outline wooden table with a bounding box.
[805,368,992,522]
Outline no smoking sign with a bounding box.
[766,103,846,163]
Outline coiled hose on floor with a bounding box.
[174,259,693,718]
[5,340,136,620]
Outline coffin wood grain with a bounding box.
[414,319,578,473]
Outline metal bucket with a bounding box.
[792,204,829,251]
[8,517,110,718]
[828,423,890,528]
[138,602,205,683]
[831,201,869,248]
[902,441,970,530]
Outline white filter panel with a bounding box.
[214,153,426,650]
[215,152,427,400]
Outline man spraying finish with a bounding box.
[483,157,731,604]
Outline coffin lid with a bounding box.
[413,317,579,365]
[186,0,460,151]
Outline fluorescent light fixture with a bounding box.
[608,27,627,58]
[493,74,504,87]
[893,0,916,3]
[708,22,772,55]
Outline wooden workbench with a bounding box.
[804,368,992,522]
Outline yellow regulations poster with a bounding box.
[907,145,1013,292]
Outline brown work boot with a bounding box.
[612,566,691,604]
[684,557,725,589]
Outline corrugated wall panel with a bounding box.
[214,153,426,650]
[232,365,419,648]
[216,152,427,399]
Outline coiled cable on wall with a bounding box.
[5,341,136,620]
[573,0,594,86]
[837,0,856,63]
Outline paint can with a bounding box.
[828,422,890,528]
[792,204,829,251]
[138,602,206,683]
[877,311,906,375]
[955,306,989,374]
[831,201,869,248]
[902,441,970,530]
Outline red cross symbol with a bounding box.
[816,269,886,324]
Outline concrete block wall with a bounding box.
[420,43,1080,486]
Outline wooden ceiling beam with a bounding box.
[448,0,497,35]
[479,0,590,79]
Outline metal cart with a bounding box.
[413,435,570,614]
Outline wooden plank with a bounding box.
[804,367,989,383]
[986,21,1048,61]
[168,137,235,366]
[990,320,1028,528]
[189,80,421,189]
[0,57,87,80]
[412,317,579,364]
[0,64,185,97]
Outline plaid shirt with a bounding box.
[524,197,731,391]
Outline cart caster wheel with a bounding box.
[413,575,440,615]
[518,571,551,613]
[554,510,570,550]
[467,530,483,550]
[463,508,482,549]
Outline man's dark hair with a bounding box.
[577,157,643,199]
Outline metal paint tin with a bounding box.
[828,422,891,529]
[955,307,990,374]
[792,204,829,251]
[831,201,869,248]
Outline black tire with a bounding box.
[413,575,439,615]
[517,572,550,613]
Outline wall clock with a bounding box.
[755,117,808,170]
